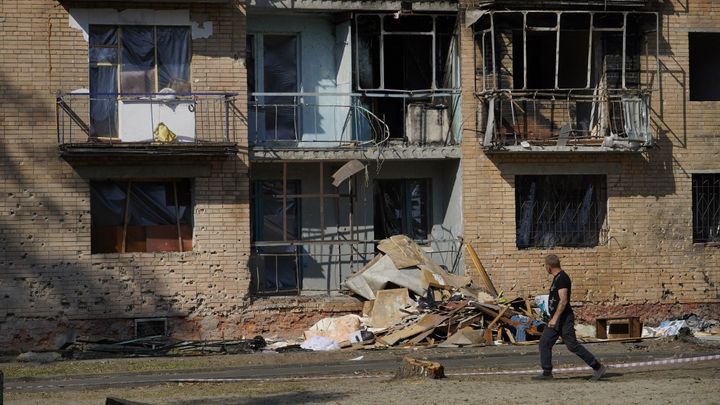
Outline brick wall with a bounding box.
[0,0,255,350]
[459,1,720,320]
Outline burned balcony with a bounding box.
[56,92,241,158]
[473,10,659,152]
[249,92,459,154]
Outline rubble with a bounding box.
[335,236,546,348]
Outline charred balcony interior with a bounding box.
[473,10,659,152]
[57,25,240,159]
[247,11,461,159]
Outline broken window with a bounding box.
[90,179,193,253]
[251,180,301,293]
[355,14,457,91]
[474,11,657,91]
[247,34,299,142]
[515,175,607,248]
[374,179,430,241]
[689,33,720,101]
[354,14,457,141]
[692,174,720,243]
[88,25,191,137]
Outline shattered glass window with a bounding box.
[374,179,430,241]
[515,175,607,248]
[252,181,301,293]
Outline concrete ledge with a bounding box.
[250,145,461,161]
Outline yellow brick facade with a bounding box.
[459,0,720,320]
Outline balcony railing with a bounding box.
[248,92,460,148]
[56,92,241,146]
[481,90,652,150]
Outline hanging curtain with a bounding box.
[157,27,191,93]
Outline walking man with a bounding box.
[535,254,607,380]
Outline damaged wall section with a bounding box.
[249,159,463,295]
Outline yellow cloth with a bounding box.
[153,122,177,143]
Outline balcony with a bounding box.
[473,10,658,152]
[248,92,461,161]
[56,92,241,159]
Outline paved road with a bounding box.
[7,348,717,393]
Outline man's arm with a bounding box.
[548,288,569,329]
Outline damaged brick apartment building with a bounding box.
[0,0,718,350]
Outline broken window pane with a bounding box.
[558,14,591,88]
[374,179,430,241]
[383,15,433,32]
[384,34,433,90]
[263,35,298,140]
[252,180,301,293]
[247,34,256,94]
[91,180,192,253]
[524,32,557,89]
[357,15,381,89]
[692,174,720,243]
[689,33,720,101]
[515,175,607,248]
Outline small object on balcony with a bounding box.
[153,122,177,143]
[520,141,531,149]
[155,87,177,100]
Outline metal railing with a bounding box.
[693,174,720,244]
[56,92,241,145]
[249,92,461,148]
[482,91,651,148]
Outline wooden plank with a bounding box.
[465,244,498,296]
[487,305,510,330]
[378,314,448,346]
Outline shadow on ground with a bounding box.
[166,390,349,405]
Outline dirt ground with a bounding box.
[4,339,720,404]
[6,362,720,405]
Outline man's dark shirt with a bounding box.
[548,270,573,318]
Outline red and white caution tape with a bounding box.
[449,354,720,376]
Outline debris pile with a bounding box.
[301,235,546,350]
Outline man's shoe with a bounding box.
[591,364,607,381]
[531,373,553,381]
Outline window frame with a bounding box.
[515,174,608,249]
[89,24,193,95]
[353,14,458,92]
[374,178,432,242]
[90,179,193,254]
[250,179,303,295]
[692,173,720,244]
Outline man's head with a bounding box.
[544,254,561,274]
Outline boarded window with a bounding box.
[689,33,720,101]
[90,179,192,253]
[251,180,301,293]
[374,179,431,241]
[692,174,720,243]
[515,175,607,248]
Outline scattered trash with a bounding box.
[348,355,364,361]
[303,314,362,345]
[17,351,62,364]
[300,335,340,351]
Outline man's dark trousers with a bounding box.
[539,313,600,375]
